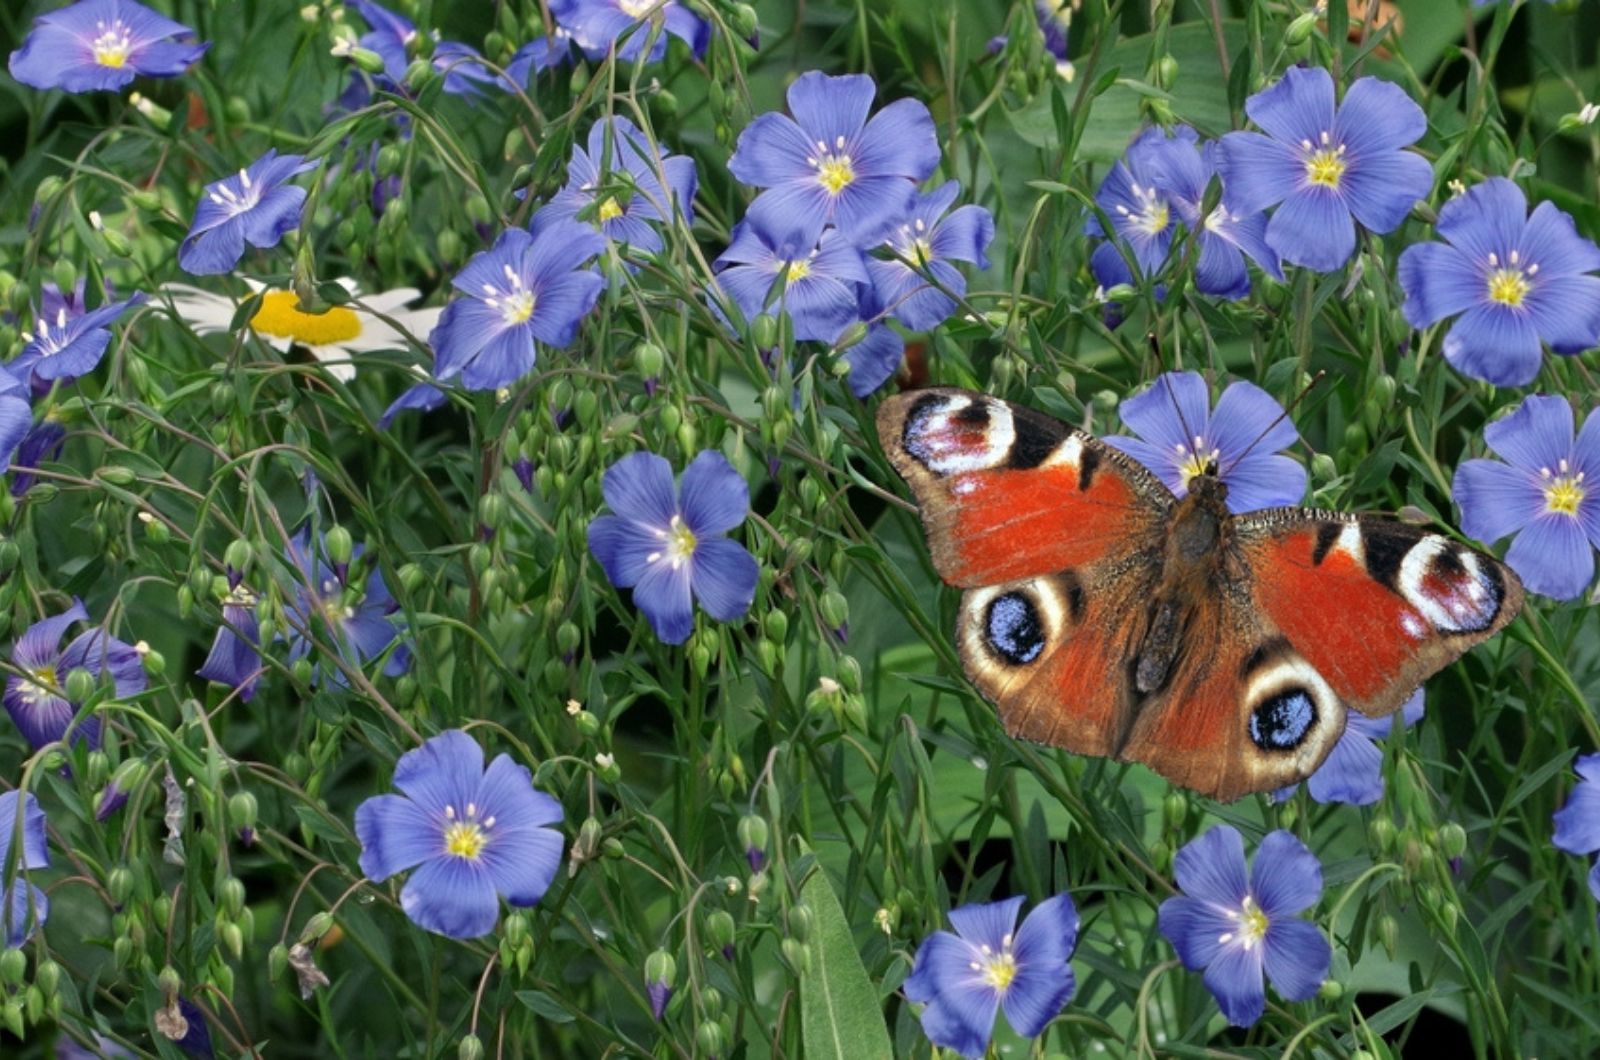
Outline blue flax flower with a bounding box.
[867,181,994,331]
[587,450,760,645]
[714,216,869,343]
[1159,826,1330,1027]
[430,223,606,391]
[903,893,1079,1058]
[1553,753,1600,925]
[729,71,940,245]
[533,117,697,258]
[3,601,146,750]
[1216,67,1432,272]
[551,0,709,63]
[179,150,320,276]
[844,318,905,399]
[0,789,49,948]
[1453,394,1600,601]
[1275,689,1424,805]
[10,292,147,387]
[8,0,206,93]
[505,30,577,86]
[196,583,262,702]
[284,530,410,680]
[0,369,32,474]
[1108,371,1306,513]
[356,729,564,938]
[349,1,498,96]
[1397,178,1600,387]
[10,422,67,496]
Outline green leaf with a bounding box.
[797,844,893,1060]
[515,990,577,1023]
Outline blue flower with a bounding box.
[1553,753,1600,924]
[903,893,1079,1058]
[587,450,760,645]
[179,150,320,276]
[714,215,869,343]
[0,789,49,949]
[1158,826,1330,1027]
[379,379,449,428]
[10,292,147,387]
[430,224,606,391]
[1398,179,1600,387]
[2,600,147,750]
[10,422,67,496]
[284,530,411,680]
[843,321,905,399]
[355,729,564,939]
[552,0,709,63]
[1453,395,1600,601]
[7,0,206,93]
[0,369,33,475]
[533,117,697,258]
[1275,689,1424,805]
[866,181,994,331]
[504,31,577,86]
[729,71,940,245]
[1107,371,1307,513]
[196,585,262,702]
[1216,68,1432,272]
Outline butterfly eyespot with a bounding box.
[1248,688,1317,751]
[985,591,1045,665]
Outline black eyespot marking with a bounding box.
[985,592,1046,665]
[953,401,991,427]
[1078,445,1101,491]
[1311,522,1342,566]
[1060,570,1086,622]
[900,394,946,467]
[1007,416,1063,470]
[1362,522,1414,588]
[1248,689,1317,752]
[1238,637,1292,680]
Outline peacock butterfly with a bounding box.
[877,387,1524,801]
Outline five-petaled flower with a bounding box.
[1275,689,1424,805]
[1158,825,1331,1027]
[1553,753,1600,927]
[867,180,995,331]
[355,729,565,939]
[903,893,1079,1058]
[1217,67,1433,272]
[179,149,321,276]
[429,222,606,392]
[1398,178,1600,387]
[713,214,869,343]
[587,450,760,645]
[2,600,147,750]
[1453,394,1600,601]
[550,0,710,64]
[10,291,147,388]
[7,0,207,94]
[0,789,50,949]
[283,530,411,680]
[728,71,940,245]
[1107,371,1307,514]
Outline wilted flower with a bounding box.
[3,600,146,750]
[178,149,320,275]
[0,789,50,948]
[7,0,207,94]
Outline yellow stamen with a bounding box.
[982,952,1018,991]
[250,291,364,346]
[596,197,624,223]
[16,665,56,706]
[1486,267,1531,308]
[781,258,811,282]
[443,821,489,860]
[1304,148,1346,189]
[92,24,132,69]
[1545,473,1585,517]
[816,156,856,195]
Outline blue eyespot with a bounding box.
[986,592,1044,665]
[1249,689,1316,751]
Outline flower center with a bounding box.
[441,802,495,860]
[1300,132,1347,189]
[646,514,697,570]
[16,665,57,706]
[1219,895,1271,951]
[1485,252,1537,308]
[27,307,73,355]
[207,168,264,216]
[250,291,364,346]
[596,196,625,223]
[1174,435,1221,487]
[779,258,812,281]
[809,137,857,196]
[481,264,538,326]
[619,0,656,16]
[967,932,1019,994]
[92,21,133,68]
[1541,461,1586,517]
[1114,181,1169,238]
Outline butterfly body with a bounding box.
[880,388,1524,800]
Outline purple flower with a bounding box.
[505,31,577,86]
[1158,826,1330,1027]
[284,530,410,679]
[551,0,709,63]
[1453,395,1600,601]
[7,0,207,93]
[533,117,697,258]
[3,601,146,750]
[866,181,994,331]
[903,893,1079,1058]
[10,422,67,496]
[379,379,449,428]
[430,223,606,391]
[587,450,760,645]
[196,586,262,701]
[713,215,869,343]
[0,789,49,948]
[1216,68,1432,272]
[843,321,905,399]
[179,149,319,275]
[1107,371,1306,513]
[355,729,564,939]
[1553,753,1600,923]
[10,292,147,387]
[728,72,940,245]
[1275,689,1425,805]
[348,1,498,95]
[0,369,33,474]
[1398,179,1600,387]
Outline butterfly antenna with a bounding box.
[1146,332,1202,455]
[1219,371,1326,479]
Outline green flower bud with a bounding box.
[34,958,59,996]
[750,314,779,349]
[403,57,435,91]
[459,1035,484,1060]
[1377,914,1399,959]
[158,964,182,996]
[229,791,258,832]
[780,937,811,974]
[325,526,353,567]
[696,1021,726,1056]
[269,943,289,981]
[0,948,25,986]
[731,3,758,37]
[221,877,247,918]
[1311,452,1339,483]
[52,260,76,298]
[1,1001,21,1038]
[819,590,848,630]
[644,948,676,988]
[706,909,736,951]
[1438,822,1467,860]
[1154,55,1178,89]
[1162,792,1188,828]
[348,46,388,74]
[787,906,815,944]
[96,465,137,487]
[1285,11,1320,45]
[65,667,95,703]
[303,912,335,941]
[832,321,868,350]
[1318,978,1343,1000]
[140,646,165,677]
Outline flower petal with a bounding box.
[13,601,89,669]
[1002,894,1079,1037]
[852,97,940,181]
[1553,773,1600,855]
[356,794,441,881]
[1247,66,1336,148]
[679,451,750,536]
[481,824,564,907]
[1117,371,1211,457]
[1266,187,1355,272]
[587,514,656,589]
[1342,148,1433,234]
[903,931,998,1060]
[1441,305,1542,387]
[474,753,563,830]
[727,112,816,188]
[689,537,758,623]
[1262,918,1330,1002]
[1173,824,1249,907]
[600,451,678,529]
[948,895,1025,951]
[1453,458,1543,544]
[1435,178,1527,263]
[392,730,485,817]
[1158,894,1232,971]
[786,71,874,147]
[1524,276,1600,354]
[1335,77,1427,155]
[1398,241,1483,328]
[1505,512,1595,601]
[1219,453,1307,513]
[631,553,695,644]
[1215,131,1304,214]
[399,856,501,939]
[1209,381,1298,464]
[1483,394,1575,473]
[1202,940,1267,1027]
[1519,200,1600,279]
[1251,830,1322,918]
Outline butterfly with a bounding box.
[877,387,1524,801]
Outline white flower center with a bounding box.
[619,0,657,16]
[482,264,538,326]
[645,514,697,570]
[1484,250,1537,308]
[1300,131,1347,188]
[441,801,495,860]
[207,168,264,217]
[807,136,856,196]
[1173,435,1221,487]
[966,932,1019,994]
[1218,894,1271,951]
[15,665,57,706]
[1115,180,1169,237]
[1539,460,1586,517]
[92,20,133,68]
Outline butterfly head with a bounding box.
[1186,463,1229,510]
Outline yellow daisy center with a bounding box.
[646,514,697,570]
[1485,251,1537,308]
[442,803,495,860]
[251,291,364,346]
[596,196,625,223]
[810,137,857,196]
[1541,461,1586,517]
[1300,132,1347,189]
[92,22,133,68]
[16,665,56,706]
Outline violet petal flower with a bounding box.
[713,215,869,343]
[10,292,148,386]
[179,150,320,276]
[7,0,207,93]
[867,180,994,331]
[196,593,263,701]
[0,789,50,948]
[552,0,709,63]
[532,116,697,258]
[3,600,145,750]
[284,530,411,680]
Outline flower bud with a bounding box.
[229,791,258,833]
[1377,914,1400,960]
[736,815,769,872]
[706,909,736,952]
[1285,10,1319,45]
[158,964,182,996]
[65,667,95,703]
[302,912,335,941]
[269,943,289,981]
[325,526,353,568]
[696,1021,726,1057]
[751,314,779,350]
[458,1035,484,1060]
[644,949,676,1019]
[787,906,814,944]
[1438,822,1467,860]
[0,949,25,986]
[221,877,247,918]
[780,937,811,975]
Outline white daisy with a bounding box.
[162,278,441,382]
